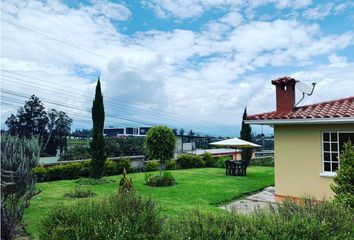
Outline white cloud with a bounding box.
[1,0,353,136]
[303,3,334,20]
[144,0,313,19]
[328,53,349,67]
[83,0,132,21]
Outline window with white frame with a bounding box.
[322,132,354,173]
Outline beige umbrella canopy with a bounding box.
[210,137,261,148]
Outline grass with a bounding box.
[24,167,274,239]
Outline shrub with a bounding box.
[116,157,131,173]
[331,140,354,208]
[60,145,91,161]
[145,160,159,172]
[46,162,82,180]
[33,158,132,182]
[163,199,354,240]
[64,186,96,198]
[202,152,215,167]
[177,154,205,169]
[32,165,47,182]
[104,138,121,157]
[214,156,232,168]
[145,172,176,187]
[104,159,118,176]
[166,159,176,170]
[119,168,134,195]
[39,194,164,240]
[33,161,90,182]
[1,134,40,240]
[249,157,274,167]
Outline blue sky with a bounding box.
[1,0,354,137]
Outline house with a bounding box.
[245,77,354,201]
[104,127,151,137]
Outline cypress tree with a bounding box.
[240,107,253,164]
[91,78,106,179]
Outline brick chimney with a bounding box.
[271,77,297,113]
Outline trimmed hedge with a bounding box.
[33,159,131,182]
[176,154,205,168]
[214,156,233,168]
[250,157,274,167]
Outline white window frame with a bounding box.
[321,131,354,177]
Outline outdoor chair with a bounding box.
[225,160,230,175]
[225,160,237,176]
[235,160,249,176]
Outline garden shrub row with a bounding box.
[249,157,274,167]
[40,195,353,240]
[33,158,131,182]
[142,154,233,172]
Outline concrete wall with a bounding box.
[274,124,354,200]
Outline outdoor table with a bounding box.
[225,160,247,176]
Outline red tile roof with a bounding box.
[248,96,354,120]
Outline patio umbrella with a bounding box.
[209,137,261,148]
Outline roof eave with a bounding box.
[245,117,354,125]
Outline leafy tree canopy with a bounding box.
[145,126,176,176]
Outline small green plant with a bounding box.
[166,159,177,170]
[104,159,118,175]
[214,156,232,168]
[145,160,159,172]
[145,171,176,187]
[64,185,96,198]
[331,140,354,208]
[116,157,131,173]
[202,152,215,167]
[119,168,134,195]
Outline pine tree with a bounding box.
[240,108,253,164]
[90,79,106,179]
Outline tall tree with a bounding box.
[5,95,48,140]
[53,110,73,155]
[5,96,72,155]
[179,128,185,136]
[240,108,253,164]
[90,79,106,179]
[172,128,178,136]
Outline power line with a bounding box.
[1,72,238,134]
[1,90,228,136]
[1,19,226,101]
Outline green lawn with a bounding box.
[24,167,274,238]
